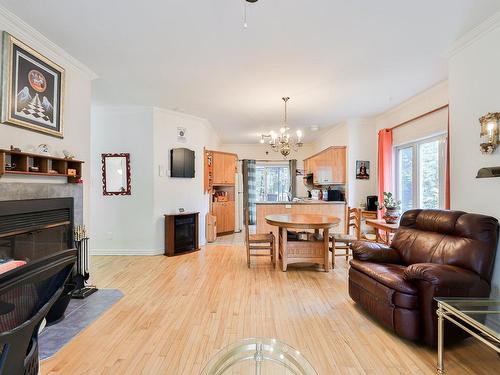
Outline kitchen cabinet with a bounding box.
[212,201,235,233]
[304,146,346,185]
[212,152,236,185]
[223,154,236,184]
[212,152,226,185]
[304,159,310,174]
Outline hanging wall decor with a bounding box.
[1,32,65,138]
[356,160,370,180]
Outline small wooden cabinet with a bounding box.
[164,212,199,256]
[205,149,238,238]
[212,152,236,185]
[212,201,235,234]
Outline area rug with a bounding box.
[39,289,123,360]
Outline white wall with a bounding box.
[90,106,220,255]
[313,120,378,207]
[449,15,500,293]
[152,107,220,250]
[0,7,95,225]
[90,107,155,254]
[374,81,449,132]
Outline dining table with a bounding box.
[265,213,341,272]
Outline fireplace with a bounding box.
[0,198,74,263]
[164,212,199,256]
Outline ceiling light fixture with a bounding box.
[243,0,258,29]
[260,97,304,158]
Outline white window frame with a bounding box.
[394,133,447,210]
[255,162,291,202]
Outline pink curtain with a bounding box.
[378,129,393,218]
[445,109,451,209]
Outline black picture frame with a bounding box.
[1,32,65,138]
[356,160,370,180]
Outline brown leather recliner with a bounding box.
[349,209,499,346]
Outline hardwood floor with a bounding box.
[41,243,499,374]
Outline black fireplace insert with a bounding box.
[0,198,74,263]
[174,215,196,252]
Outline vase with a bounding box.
[383,207,400,224]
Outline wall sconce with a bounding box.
[479,112,500,154]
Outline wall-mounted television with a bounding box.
[170,148,195,178]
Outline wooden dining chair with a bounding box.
[244,208,275,268]
[330,207,361,268]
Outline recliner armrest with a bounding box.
[351,241,402,264]
[404,263,480,288]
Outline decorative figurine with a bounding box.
[63,149,75,159]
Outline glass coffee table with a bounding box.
[435,298,500,374]
[200,338,317,375]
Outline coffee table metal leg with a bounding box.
[437,304,445,374]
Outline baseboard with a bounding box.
[91,248,163,256]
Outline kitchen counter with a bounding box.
[256,201,345,205]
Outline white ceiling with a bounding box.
[1,0,499,143]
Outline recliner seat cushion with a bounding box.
[350,259,417,295]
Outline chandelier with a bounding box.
[260,97,303,158]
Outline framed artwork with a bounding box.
[356,160,370,180]
[101,153,132,196]
[1,32,65,138]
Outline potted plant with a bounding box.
[377,192,401,224]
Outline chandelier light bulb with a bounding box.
[296,129,302,138]
[259,137,265,144]
[280,127,286,134]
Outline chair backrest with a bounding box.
[244,207,250,246]
[0,249,77,375]
[345,207,361,240]
[391,209,499,281]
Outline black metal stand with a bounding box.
[72,237,98,299]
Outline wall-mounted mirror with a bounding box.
[102,153,131,195]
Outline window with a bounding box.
[255,163,290,202]
[395,134,447,211]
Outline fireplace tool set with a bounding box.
[72,225,98,298]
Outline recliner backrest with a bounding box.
[391,209,499,281]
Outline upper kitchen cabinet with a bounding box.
[304,146,346,185]
[212,151,237,185]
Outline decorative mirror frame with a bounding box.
[101,153,131,196]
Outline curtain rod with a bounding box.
[390,104,449,130]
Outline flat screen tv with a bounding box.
[170,148,195,178]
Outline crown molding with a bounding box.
[0,4,98,80]
[448,11,500,58]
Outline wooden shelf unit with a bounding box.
[204,149,238,236]
[0,149,84,183]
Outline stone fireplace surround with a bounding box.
[0,182,83,225]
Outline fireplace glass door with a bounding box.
[0,224,71,263]
[174,215,196,253]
